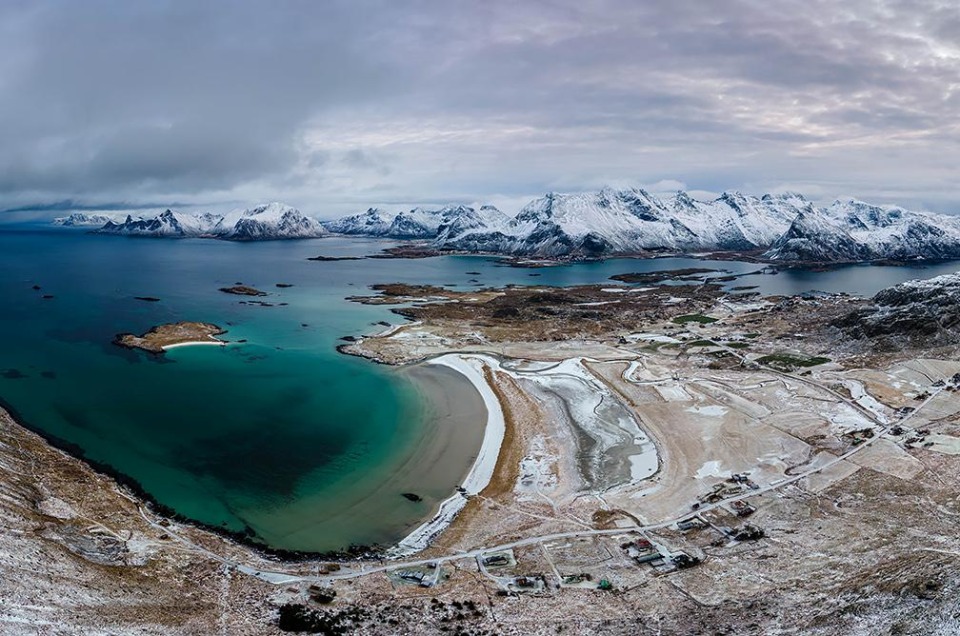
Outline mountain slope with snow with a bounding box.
[98,210,222,237]
[217,203,326,240]
[323,208,395,235]
[95,204,325,240]
[52,212,119,227]
[387,205,499,239]
[324,204,510,240]
[765,199,960,262]
[432,188,809,257]
[81,189,960,259]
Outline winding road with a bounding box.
[131,344,941,589]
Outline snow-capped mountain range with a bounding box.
[54,189,960,261]
[52,212,121,227]
[95,203,326,240]
[324,204,510,240]
[765,199,960,262]
[324,189,960,262]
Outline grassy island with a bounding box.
[114,321,226,354]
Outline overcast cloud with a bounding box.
[1,0,958,219]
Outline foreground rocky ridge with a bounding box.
[836,272,960,350]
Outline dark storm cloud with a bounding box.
[1,0,958,217]
[0,0,404,202]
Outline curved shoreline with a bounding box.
[390,354,506,557]
[0,351,500,562]
[161,340,228,351]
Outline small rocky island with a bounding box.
[114,322,226,354]
[219,285,267,296]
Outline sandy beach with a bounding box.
[391,354,506,556]
[161,340,228,351]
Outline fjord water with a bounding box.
[2,226,959,552]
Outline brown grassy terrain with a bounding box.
[114,321,226,353]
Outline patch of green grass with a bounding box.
[672,314,718,325]
[743,333,760,339]
[724,341,750,349]
[757,353,831,370]
[688,340,717,347]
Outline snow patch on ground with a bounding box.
[626,333,681,344]
[655,384,691,401]
[924,434,960,455]
[628,453,659,480]
[837,379,889,424]
[695,460,731,480]
[515,436,558,501]
[685,404,729,417]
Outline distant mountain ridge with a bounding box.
[95,203,326,240]
[324,204,511,240]
[55,188,960,260]
[324,188,960,262]
[765,199,960,262]
[52,212,120,227]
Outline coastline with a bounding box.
[0,346,494,561]
[389,354,506,557]
[161,340,228,351]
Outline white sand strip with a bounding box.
[161,340,226,351]
[389,353,505,557]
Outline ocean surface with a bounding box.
[2,225,959,552]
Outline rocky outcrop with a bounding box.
[113,322,226,353]
[834,273,960,348]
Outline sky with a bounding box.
[1,0,958,221]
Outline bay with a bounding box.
[1,225,957,552]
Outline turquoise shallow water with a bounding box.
[1,225,958,552]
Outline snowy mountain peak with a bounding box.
[95,203,324,240]
[52,212,118,227]
[762,191,807,203]
[427,188,808,257]
[98,208,220,237]
[85,187,960,259]
[764,199,960,262]
[220,203,325,240]
[323,208,395,235]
